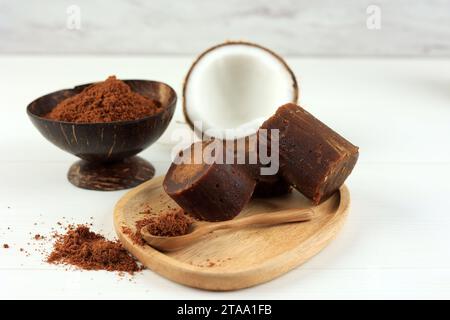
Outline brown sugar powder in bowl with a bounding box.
[47,224,140,274]
[45,76,162,123]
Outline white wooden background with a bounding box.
[0,55,450,299]
[0,0,449,56]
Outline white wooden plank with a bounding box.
[1,56,450,298]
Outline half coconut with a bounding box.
[183,41,298,140]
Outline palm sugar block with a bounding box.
[229,135,291,199]
[163,141,256,221]
[253,173,291,198]
[245,136,292,198]
[259,103,359,204]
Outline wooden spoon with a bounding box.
[140,208,314,252]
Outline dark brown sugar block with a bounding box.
[226,135,291,198]
[163,141,256,221]
[253,173,292,198]
[259,103,359,204]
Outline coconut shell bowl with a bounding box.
[27,80,177,191]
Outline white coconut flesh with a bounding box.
[184,43,297,140]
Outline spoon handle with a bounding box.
[202,208,314,233]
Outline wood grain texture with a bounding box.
[140,208,313,252]
[1,0,449,56]
[68,156,155,191]
[114,175,350,291]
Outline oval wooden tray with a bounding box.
[114,175,350,291]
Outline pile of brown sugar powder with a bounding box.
[47,224,141,274]
[45,75,161,123]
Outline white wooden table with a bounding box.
[0,56,449,299]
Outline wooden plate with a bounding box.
[114,175,350,291]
